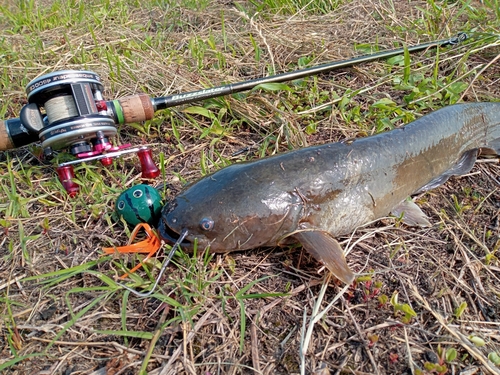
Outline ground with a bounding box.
[1,0,500,374]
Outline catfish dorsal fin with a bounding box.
[293,231,355,284]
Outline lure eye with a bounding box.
[200,217,214,231]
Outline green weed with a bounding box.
[454,301,468,318]
[390,291,418,324]
[415,345,459,375]
[488,352,500,365]
[248,0,344,15]
[220,275,288,353]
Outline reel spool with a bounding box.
[20,70,160,196]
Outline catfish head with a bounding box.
[158,163,303,253]
[158,157,355,285]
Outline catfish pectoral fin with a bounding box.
[293,231,355,284]
[391,198,431,227]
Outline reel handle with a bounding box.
[57,166,80,198]
[137,147,160,179]
[56,146,160,195]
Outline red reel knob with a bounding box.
[137,147,160,179]
[100,157,113,166]
[57,165,80,197]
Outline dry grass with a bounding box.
[1,0,500,374]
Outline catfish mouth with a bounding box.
[158,217,192,247]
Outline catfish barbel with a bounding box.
[159,103,500,284]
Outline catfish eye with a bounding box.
[200,217,214,231]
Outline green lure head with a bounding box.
[115,184,162,226]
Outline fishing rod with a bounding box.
[0,32,467,196]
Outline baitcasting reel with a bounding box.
[0,33,467,196]
[1,70,160,196]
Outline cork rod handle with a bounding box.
[116,94,155,124]
[0,120,15,151]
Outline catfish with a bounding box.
[159,103,500,284]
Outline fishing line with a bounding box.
[114,229,189,298]
[2,31,484,193]
[45,95,78,124]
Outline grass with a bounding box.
[1,0,500,374]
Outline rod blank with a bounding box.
[152,33,467,110]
